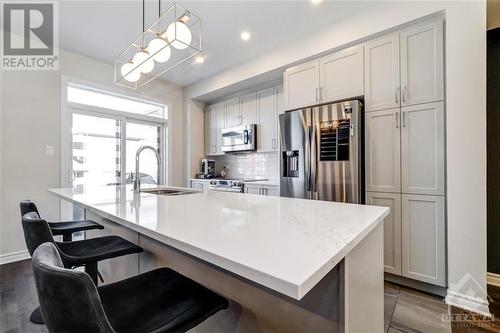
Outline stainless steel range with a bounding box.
[208,178,265,193]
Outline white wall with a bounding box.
[0,48,184,259]
[184,1,488,314]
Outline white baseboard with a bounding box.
[445,290,491,317]
[0,250,30,265]
[487,272,500,287]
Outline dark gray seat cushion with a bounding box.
[57,235,143,267]
[98,268,229,333]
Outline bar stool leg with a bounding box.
[85,262,98,285]
[30,307,44,324]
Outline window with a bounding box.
[63,81,168,191]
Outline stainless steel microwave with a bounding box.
[221,124,257,152]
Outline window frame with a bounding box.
[60,76,169,196]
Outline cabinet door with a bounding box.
[190,181,206,190]
[240,92,258,124]
[365,34,400,112]
[244,185,261,195]
[365,108,401,193]
[319,45,364,103]
[401,102,444,195]
[275,85,284,150]
[225,97,241,128]
[204,106,216,155]
[400,20,444,106]
[283,59,320,111]
[214,102,226,155]
[402,194,445,286]
[366,192,401,275]
[257,87,276,152]
[263,186,279,197]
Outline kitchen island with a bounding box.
[49,185,389,333]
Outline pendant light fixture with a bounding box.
[115,0,201,89]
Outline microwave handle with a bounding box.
[243,130,249,144]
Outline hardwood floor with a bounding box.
[1,259,500,333]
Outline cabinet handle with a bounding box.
[319,87,323,101]
[395,112,399,129]
[315,88,319,102]
[402,85,407,103]
[395,87,399,104]
[402,111,407,127]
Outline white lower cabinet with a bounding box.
[244,184,278,196]
[190,180,209,191]
[366,192,402,275]
[401,194,446,287]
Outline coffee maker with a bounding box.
[200,159,215,178]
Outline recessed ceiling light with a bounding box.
[195,56,204,64]
[240,31,251,41]
[311,0,323,4]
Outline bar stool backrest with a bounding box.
[20,200,40,218]
[21,212,55,257]
[32,242,115,333]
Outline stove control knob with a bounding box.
[237,182,242,187]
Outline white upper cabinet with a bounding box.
[204,105,214,155]
[225,97,241,128]
[365,108,401,193]
[365,33,401,112]
[402,194,445,286]
[401,102,445,195]
[240,92,258,124]
[257,87,277,152]
[319,45,364,103]
[400,20,444,106]
[284,59,320,111]
[204,102,225,156]
[366,192,402,275]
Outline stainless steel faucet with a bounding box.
[134,145,161,194]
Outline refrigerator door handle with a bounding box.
[310,123,317,193]
[305,124,312,192]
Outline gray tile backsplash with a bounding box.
[213,152,279,181]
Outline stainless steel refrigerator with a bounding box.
[279,100,364,203]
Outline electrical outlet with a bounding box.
[45,145,55,156]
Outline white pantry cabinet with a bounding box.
[366,192,402,275]
[401,102,445,195]
[284,46,364,111]
[400,20,444,106]
[365,19,444,111]
[365,33,400,111]
[365,108,401,193]
[401,194,446,287]
[204,102,225,156]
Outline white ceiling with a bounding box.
[59,1,369,87]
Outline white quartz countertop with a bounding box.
[49,185,388,300]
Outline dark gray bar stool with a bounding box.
[21,212,143,324]
[32,242,229,333]
[20,200,104,241]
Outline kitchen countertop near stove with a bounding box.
[49,185,388,300]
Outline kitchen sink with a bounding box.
[140,188,199,196]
